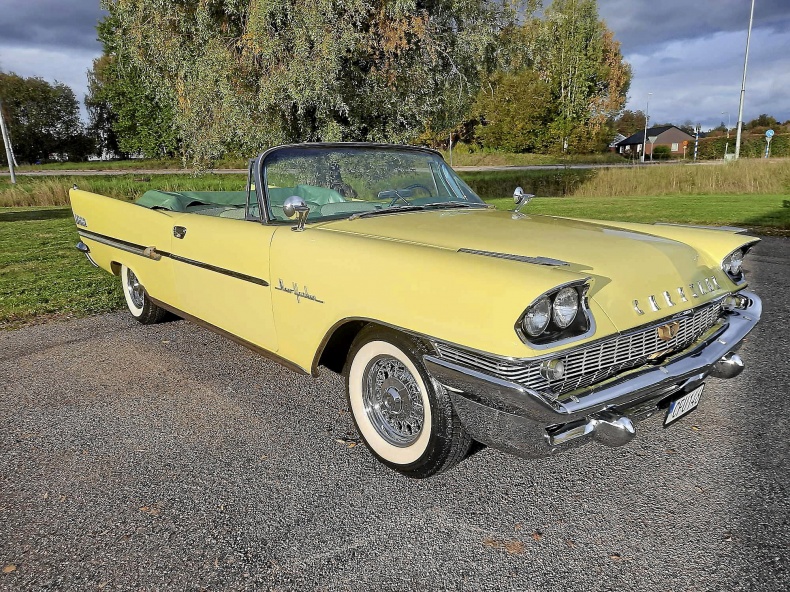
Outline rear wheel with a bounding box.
[121,264,168,324]
[344,326,472,478]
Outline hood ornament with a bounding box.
[513,187,535,215]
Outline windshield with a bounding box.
[262,145,485,223]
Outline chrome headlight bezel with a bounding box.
[516,279,594,347]
[721,243,757,284]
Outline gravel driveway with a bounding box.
[1,238,788,591]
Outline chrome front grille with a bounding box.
[434,299,724,398]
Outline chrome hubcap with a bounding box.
[126,269,145,309]
[363,355,424,447]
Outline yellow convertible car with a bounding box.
[70,143,761,478]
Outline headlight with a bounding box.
[552,287,579,328]
[517,280,593,345]
[722,249,744,277]
[522,296,551,337]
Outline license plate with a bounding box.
[664,384,704,427]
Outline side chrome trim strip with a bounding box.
[78,229,269,287]
[165,253,269,287]
[78,229,146,257]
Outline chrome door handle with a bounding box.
[173,226,187,239]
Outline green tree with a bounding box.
[85,14,180,159]
[611,109,646,137]
[472,69,554,152]
[530,0,631,153]
[0,72,91,163]
[746,114,778,130]
[101,0,525,167]
[85,55,124,158]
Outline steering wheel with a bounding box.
[403,183,432,197]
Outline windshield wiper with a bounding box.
[348,201,490,220]
[349,205,426,220]
[421,201,489,210]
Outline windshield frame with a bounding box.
[255,143,484,225]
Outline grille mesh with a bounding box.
[435,299,724,397]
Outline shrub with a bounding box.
[652,145,671,160]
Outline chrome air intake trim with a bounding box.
[458,248,570,267]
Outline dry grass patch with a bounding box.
[0,174,247,207]
[0,179,71,207]
[572,159,790,197]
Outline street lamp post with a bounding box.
[722,111,731,158]
[735,0,756,159]
[642,92,652,163]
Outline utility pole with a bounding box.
[0,99,16,184]
[735,0,756,159]
[641,92,652,163]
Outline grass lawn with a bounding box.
[1,193,787,328]
[486,194,790,232]
[0,208,123,329]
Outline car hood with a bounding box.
[321,209,731,331]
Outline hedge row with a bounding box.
[695,133,788,160]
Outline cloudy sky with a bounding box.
[0,0,788,130]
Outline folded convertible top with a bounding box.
[136,190,247,212]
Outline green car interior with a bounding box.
[135,146,484,223]
[136,184,363,221]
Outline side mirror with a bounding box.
[283,195,310,231]
[513,186,535,213]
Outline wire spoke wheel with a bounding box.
[362,355,425,447]
[345,328,472,477]
[126,268,145,310]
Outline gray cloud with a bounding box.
[0,0,105,52]
[594,0,790,127]
[599,0,790,53]
[625,26,790,128]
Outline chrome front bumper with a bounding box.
[424,291,762,459]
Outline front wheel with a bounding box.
[344,327,472,478]
[121,264,168,324]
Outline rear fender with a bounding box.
[70,189,178,300]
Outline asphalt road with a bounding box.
[1,238,788,591]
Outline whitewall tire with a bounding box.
[120,264,168,324]
[344,327,472,478]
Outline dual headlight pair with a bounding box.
[518,282,590,344]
